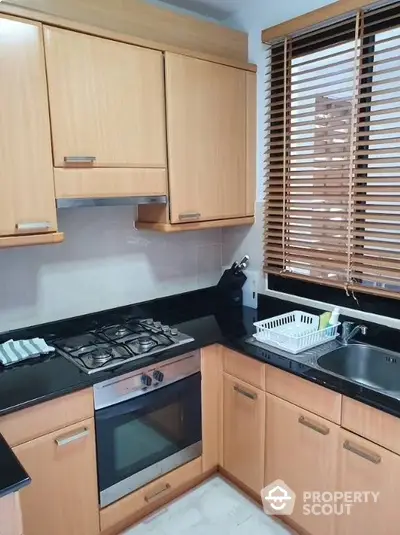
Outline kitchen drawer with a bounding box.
[100,457,203,532]
[0,389,94,447]
[342,396,400,455]
[265,365,342,424]
[54,168,167,199]
[222,347,265,390]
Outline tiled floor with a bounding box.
[123,476,293,535]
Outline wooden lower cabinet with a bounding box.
[222,373,265,494]
[266,394,339,535]
[14,418,99,535]
[342,396,400,456]
[337,428,400,535]
[0,493,23,535]
[100,457,203,533]
[219,350,400,535]
[201,345,223,473]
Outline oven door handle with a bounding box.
[95,372,200,421]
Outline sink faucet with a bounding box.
[341,321,368,345]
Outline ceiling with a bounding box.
[155,0,242,21]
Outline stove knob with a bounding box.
[153,370,164,383]
[170,328,178,336]
[154,321,162,329]
[141,374,152,387]
[162,325,170,333]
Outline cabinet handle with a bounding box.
[178,212,201,221]
[234,385,257,400]
[16,222,51,232]
[144,483,171,503]
[55,427,89,447]
[64,156,96,164]
[343,440,381,464]
[298,415,330,435]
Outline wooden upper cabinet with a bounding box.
[165,53,248,224]
[0,15,57,237]
[245,71,256,218]
[43,27,167,168]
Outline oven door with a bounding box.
[95,372,202,507]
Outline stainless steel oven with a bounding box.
[94,351,202,508]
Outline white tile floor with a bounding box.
[123,477,293,535]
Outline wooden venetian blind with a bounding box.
[264,0,400,298]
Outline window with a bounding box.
[264,1,400,298]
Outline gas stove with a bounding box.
[53,318,194,374]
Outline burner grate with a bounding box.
[54,318,194,374]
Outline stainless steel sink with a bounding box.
[317,344,400,394]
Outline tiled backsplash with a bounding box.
[0,206,222,332]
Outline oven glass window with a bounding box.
[95,372,201,496]
[114,416,176,472]
[113,402,185,475]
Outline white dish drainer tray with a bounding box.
[253,311,340,355]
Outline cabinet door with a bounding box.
[0,15,57,236]
[14,418,99,535]
[266,394,339,535]
[337,428,400,535]
[223,374,265,493]
[0,493,23,535]
[201,345,223,473]
[44,27,166,168]
[165,53,247,223]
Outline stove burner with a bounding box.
[138,337,155,351]
[89,348,113,364]
[64,343,84,353]
[114,327,130,338]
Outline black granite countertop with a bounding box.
[0,433,30,499]
[1,287,400,419]
[1,286,400,498]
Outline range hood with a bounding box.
[56,196,167,209]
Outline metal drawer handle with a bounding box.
[55,428,89,447]
[16,222,51,232]
[298,415,330,436]
[178,212,201,221]
[144,483,171,503]
[234,385,257,400]
[64,156,96,164]
[343,440,381,464]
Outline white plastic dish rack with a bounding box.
[253,311,340,354]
